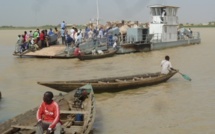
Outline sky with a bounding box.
[0,0,214,26]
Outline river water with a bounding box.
[0,28,215,134]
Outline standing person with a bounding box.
[112,34,118,49]
[88,29,93,39]
[39,30,45,48]
[98,27,104,38]
[36,91,61,134]
[60,27,66,45]
[75,32,82,44]
[44,29,49,47]
[161,9,166,22]
[61,21,66,29]
[54,27,61,44]
[70,27,75,40]
[84,26,89,39]
[161,55,176,74]
[33,29,40,43]
[54,27,60,37]
[14,35,23,53]
[29,30,33,38]
[48,28,54,36]
[65,32,74,55]
[188,28,193,38]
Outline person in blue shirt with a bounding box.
[60,28,65,45]
[48,28,54,36]
[61,21,66,29]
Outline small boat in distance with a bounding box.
[77,49,117,60]
[37,71,177,93]
[0,84,96,134]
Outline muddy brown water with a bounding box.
[0,28,215,134]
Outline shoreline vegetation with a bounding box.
[0,23,215,30]
[0,25,85,30]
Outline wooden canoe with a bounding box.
[0,84,96,134]
[77,49,117,60]
[37,71,177,93]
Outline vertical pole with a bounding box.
[96,0,99,26]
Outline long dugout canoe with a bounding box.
[37,71,177,93]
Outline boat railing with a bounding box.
[75,30,200,48]
[151,32,201,43]
[177,31,201,40]
[118,33,152,45]
[78,37,109,49]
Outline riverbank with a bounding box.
[1,24,215,30]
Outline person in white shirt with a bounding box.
[88,29,93,39]
[161,55,175,74]
[161,9,166,22]
[98,28,104,38]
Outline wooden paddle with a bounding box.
[171,68,192,81]
[178,71,192,81]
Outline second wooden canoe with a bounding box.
[37,71,177,93]
[0,84,96,134]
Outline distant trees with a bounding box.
[1,21,215,29]
[208,21,215,25]
[1,25,15,28]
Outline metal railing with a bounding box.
[151,32,200,43]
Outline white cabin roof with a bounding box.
[149,5,179,8]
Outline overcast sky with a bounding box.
[0,0,214,26]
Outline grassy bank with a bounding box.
[0,25,85,30]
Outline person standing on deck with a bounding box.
[14,35,23,53]
[60,27,66,45]
[54,27,60,37]
[44,29,49,47]
[33,29,39,43]
[88,29,93,39]
[39,30,45,48]
[161,9,166,22]
[188,28,193,38]
[61,21,66,29]
[48,28,54,36]
[65,32,74,56]
[98,27,104,38]
[161,55,176,74]
[36,91,61,134]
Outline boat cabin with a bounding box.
[149,5,179,42]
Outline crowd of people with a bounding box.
[60,21,119,50]
[14,20,120,55]
[14,27,60,54]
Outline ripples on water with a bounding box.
[1,28,215,133]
